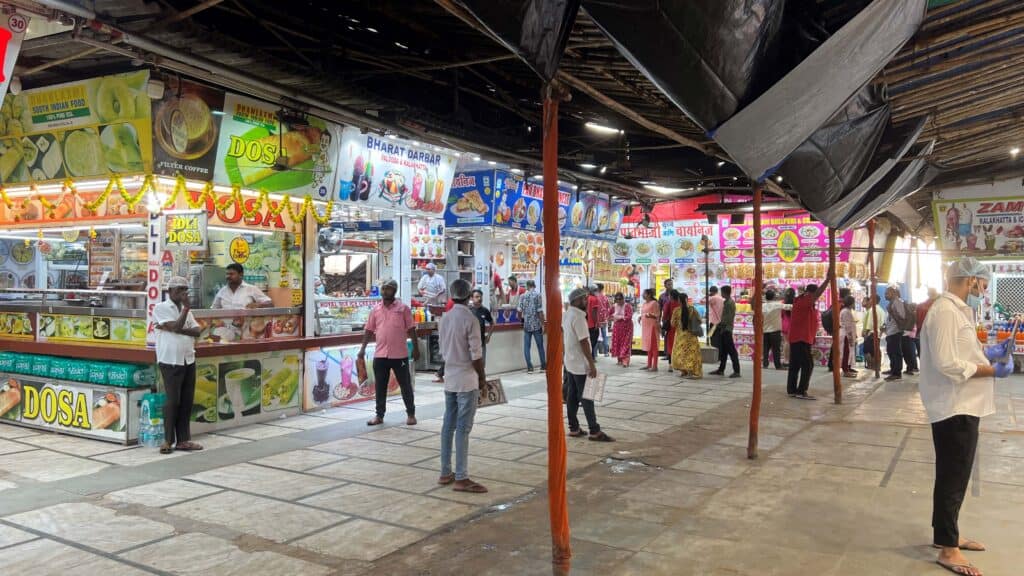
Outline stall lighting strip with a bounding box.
[208,225,273,237]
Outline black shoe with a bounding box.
[708,370,725,376]
[787,393,798,398]
[905,370,917,376]
[795,393,817,401]
[729,372,741,378]
[884,374,902,381]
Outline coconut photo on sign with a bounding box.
[214,93,339,200]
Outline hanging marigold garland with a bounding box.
[22,173,334,225]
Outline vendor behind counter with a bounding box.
[211,264,273,310]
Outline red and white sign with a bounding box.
[0,10,29,108]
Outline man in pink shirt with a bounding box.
[359,278,421,426]
[707,286,724,328]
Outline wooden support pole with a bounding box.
[542,88,571,574]
[829,229,842,404]
[868,220,881,379]
[747,184,764,460]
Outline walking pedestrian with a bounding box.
[671,292,703,379]
[517,279,546,373]
[152,276,203,454]
[709,285,740,378]
[921,258,1009,576]
[587,285,602,358]
[564,288,613,442]
[360,279,420,426]
[437,279,488,493]
[596,284,612,357]
[840,295,858,378]
[762,289,789,369]
[862,294,887,371]
[471,289,494,362]
[662,290,680,371]
[884,286,914,381]
[640,289,661,371]
[610,293,634,366]
[787,267,834,399]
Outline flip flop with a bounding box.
[588,432,615,442]
[453,480,488,493]
[175,442,203,451]
[936,560,981,575]
[438,473,455,485]
[568,429,586,437]
[159,444,173,455]
[933,540,986,552]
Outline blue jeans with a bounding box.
[599,325,609,355]
[440,389,479,481]
[523,329,546,371]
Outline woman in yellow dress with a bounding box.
[671,292,703,379]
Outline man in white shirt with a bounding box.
[563,288,613,442]
[152,276,204,454]
[211,263,273,309]
[921,258,1011,575]
[762,289,791,370]
[861,294,886,371]
[417,262,447,306]
[437,279,488,494]
[884,286,912,381]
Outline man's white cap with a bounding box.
[167,276,190,289]
[948,257,992,282]
[425,262,437,271]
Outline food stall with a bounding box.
[302,129,458,410]
[557,186,626,302]
[716,212,865,365]
[612,218,718,349]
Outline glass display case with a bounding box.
[315,296,380,336]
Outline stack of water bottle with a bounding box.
[139,393,165,448]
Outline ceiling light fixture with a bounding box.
[579,163,597,169]
[395,42,409,50]
[775,175,784,182]
[716,161,726,167]
[643,184,691,194]
[1011,147,1021,157]
[600,166,607,174]
[584,121,622,135]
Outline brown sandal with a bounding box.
[438,473,455,485]
[366,417,384,426]
[453,479,488,493]
[175,441,203,451]
[568,429,586,437]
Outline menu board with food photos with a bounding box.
[717,212,853,264]
[496,175,540,232]
[445,170,495,227]
[613,219,718,268]
[409,218,445,260]
[562,189,626,241]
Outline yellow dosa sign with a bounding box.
[165,211,207,249]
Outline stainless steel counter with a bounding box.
[0,302,147,318]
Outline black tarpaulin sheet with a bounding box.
[712,0,926,180]
[841,142,939,230]
[454,0,580,82]
[811,115,928,228]
[776,85,890,226]
[582,0,785,133]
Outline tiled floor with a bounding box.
[2,361,1023,576]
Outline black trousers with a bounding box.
[787,342,813,395]
[932,415,980,547]
[159,362,195,446]
[763,331,783,368]
[886,334,904,377]
[373,357,415,418]
[716,330,740,373]
[589,327,600,358]
[565,371,600,434]
[902,334,919,372]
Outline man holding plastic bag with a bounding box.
[563,288,613,442]
[920,258,1012,576]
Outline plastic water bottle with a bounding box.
[138,399,164,448]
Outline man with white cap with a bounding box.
[418,262,447,306]
[563,287,613,442]
[437,279,488,493]
[152,276,203,454]
[360,278,420,426]
[921,257,1011,575]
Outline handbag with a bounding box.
[688,309,704,337]
[582,373,606,403]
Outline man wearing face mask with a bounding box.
[920,258,1011,576]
